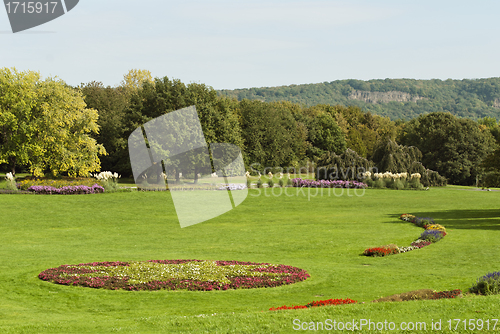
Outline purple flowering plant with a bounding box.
[292,178,367,189]
[28,184,105,195]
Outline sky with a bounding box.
[1,0,500,90]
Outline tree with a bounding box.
[120,69,154,91]
[371,139,447,187]
[295,105,346,160]
[316,148,372,181]
[122,76,244,180]
[81,81,130,174]
[399,112,496,185]
[0,67,106,176]
[239,100,307,169]
[0,67,40,174]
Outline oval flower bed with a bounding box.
[38,259,310,291]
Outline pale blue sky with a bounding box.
[2,0,499,89]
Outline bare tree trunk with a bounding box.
[194,166,199,184]
[10,156,16,176]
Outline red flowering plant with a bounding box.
[430,289,462,299]
[363,244,400,257]
[38,259,310,291]
[269,298,357,311]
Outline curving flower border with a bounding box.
[363,214,447,257]
[38,259,310,291]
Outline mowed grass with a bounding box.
[0,185,499,333]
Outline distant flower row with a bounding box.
[362,171,421,179]
[27,184,105,195]
[217,184,247,191]
[292,178,367,189]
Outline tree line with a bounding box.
[1,68,499,187]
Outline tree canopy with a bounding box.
[399,112,496,185]
[0,67,106,176]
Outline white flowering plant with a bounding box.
[92,171,121,192]
[4,172,18,192]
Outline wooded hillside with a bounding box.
[218,78,500,120]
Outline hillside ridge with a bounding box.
[217,78,500,120]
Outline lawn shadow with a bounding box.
[385,210,500,231]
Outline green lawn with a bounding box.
[0,186,499,333]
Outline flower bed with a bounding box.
[269,298,357,311]
[27,184,104,195]
[363,214,447,257]
[292,178,367,189]
[430,289,462,300]
[363,244,400,257]
[17,178,99,190]
[38,259,310,291]
[372,289,462,302]
[469,272,500,295]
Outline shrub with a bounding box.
[469,272,500,295]
[267,178,274,188]
[384,178,394,189]
[365,178,374,188]
[93,171,120,192]
[482,171,500,188]
[409,177,423,189]
[391,179,405,190]
[373,178,385,189]
[4,173,18,192]
[256,179,263,188]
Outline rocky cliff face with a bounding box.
[348,90,426,104]
[494,98,500,108]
